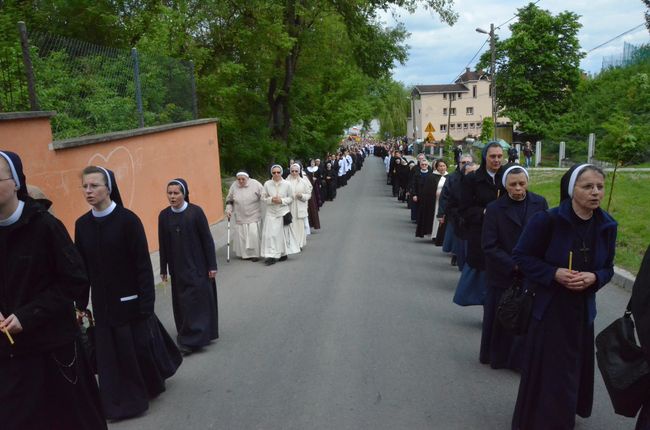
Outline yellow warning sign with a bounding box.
[425,122,435,133]
[426,132,434,141]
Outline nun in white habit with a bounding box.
[287,163,312,249]
[225,171,264,261]
[260,165,300,265]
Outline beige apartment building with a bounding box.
[409,68,509,142]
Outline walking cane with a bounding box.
[226,216,231,263]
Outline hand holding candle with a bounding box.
[0,313,21,345]
[568,251,573,271]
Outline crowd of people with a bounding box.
[379,141,650,430]
[225,145,368,266]
[0,142,372,428]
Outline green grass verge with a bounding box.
[528,169,650,275]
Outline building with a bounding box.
[409,68,510,142]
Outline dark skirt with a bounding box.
[442,222,455,253]
[96,314,182,420]
[512,288,594,430]
[480,284,524,370]
[410,200,418,221]
[453,264,487,306]
[307,197,321,230]
[0,338,106,430]
[172,277,219,348]
[453,237,467,272]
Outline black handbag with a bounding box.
[496,274,535,336]
[283,211,292,225]
[596,301,650,417]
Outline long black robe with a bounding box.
[0,198,106,430]
[415,173,443,238]
[158,204,219,348]
[631,245,650,429]
[75,205,182,420]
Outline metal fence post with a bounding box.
[189,60,198,120]
[17,21,39,111]
[131,48,144,128]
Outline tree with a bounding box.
[643,0,650,31]
[477,3,584,140]
[479,117,494,142]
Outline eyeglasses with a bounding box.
[271,171,282,175]
[290,170,299,173]
[81,183,106,190]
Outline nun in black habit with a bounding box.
[75,166,182,421]
[511,164,617,430]
[159,179,219,355]
[414,161,443,238]
[0,152,106,430]
[480,165,548,369]
[631,245,650,429]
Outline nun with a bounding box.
[431,159,448,242]
[0,152,106,429]
[287,163,313,248]
[260,165,300,265]
[511,164,617,430]
[74,166,182,420]
[159,179,219,355]
[453,142,504,307]
[225,172,264,261]
[323,162,337,201]
[480,165,548,369]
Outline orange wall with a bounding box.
[0,114,223,251]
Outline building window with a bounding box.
[466,107,474,115]
[443,93,447,100]
[450,123,455,130]
[443,108,448,115]
[470,123,475,129]
[450,108,456,116]
[473,85,477,98]
[440,124,447,132]
[457,93,462,99]
[464,123,469,129]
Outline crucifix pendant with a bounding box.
[580,241,590,264]
[175,225,181,234]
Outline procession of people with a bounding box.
[379,139,650,430]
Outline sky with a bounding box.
[379,0,649,86]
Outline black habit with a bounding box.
[0,198,106,430]
[415,172,443,237]
[75,205,182,420]
[159,203,219,348]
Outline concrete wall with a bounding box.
[0,112,223,251]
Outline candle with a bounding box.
[3,328,14,345]
[568,251,573,271]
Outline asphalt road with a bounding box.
[110,157,634,430]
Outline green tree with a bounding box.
[479,117,494,142]
[478,3,584,140]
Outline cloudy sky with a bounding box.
[379,0,649,86]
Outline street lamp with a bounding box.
[476,24,497,141]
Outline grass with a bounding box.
[528,169,650,275]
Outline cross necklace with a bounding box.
[574,216,594,265]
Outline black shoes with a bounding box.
[451,255,458,266]
[264,258,277,266]
[250,257,259,262]
[279,255,288,262]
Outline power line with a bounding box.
[586,23,646,53]
[450,39,488,83]
[450,0,543,83]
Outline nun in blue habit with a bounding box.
[158,178,219,355]
[511,164,617,430]
[75,166,182,420]
[479,165,548,369]
[453,142,504,307]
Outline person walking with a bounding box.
[225,172,264,261]
[287,163,312,249]
[75,166,182,420]
[260,165,299,265]
[480,165,548,370]
[511,164,617,430]
[159,178,219,356]
[0,151,106,430]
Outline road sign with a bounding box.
[425,122,435,133]
[426,132,434,141]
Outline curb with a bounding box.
[612,266,636,292]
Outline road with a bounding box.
[110,157,633,430]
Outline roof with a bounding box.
[455,69,489,84]
[412,84,469,95]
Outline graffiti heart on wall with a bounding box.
[88,146,136,208]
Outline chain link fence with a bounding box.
[602,42,650,70]
[0,22,197,139]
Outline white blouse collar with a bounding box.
[92,201,117,218]
[0,200,25,226]
[171,201,189,213]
